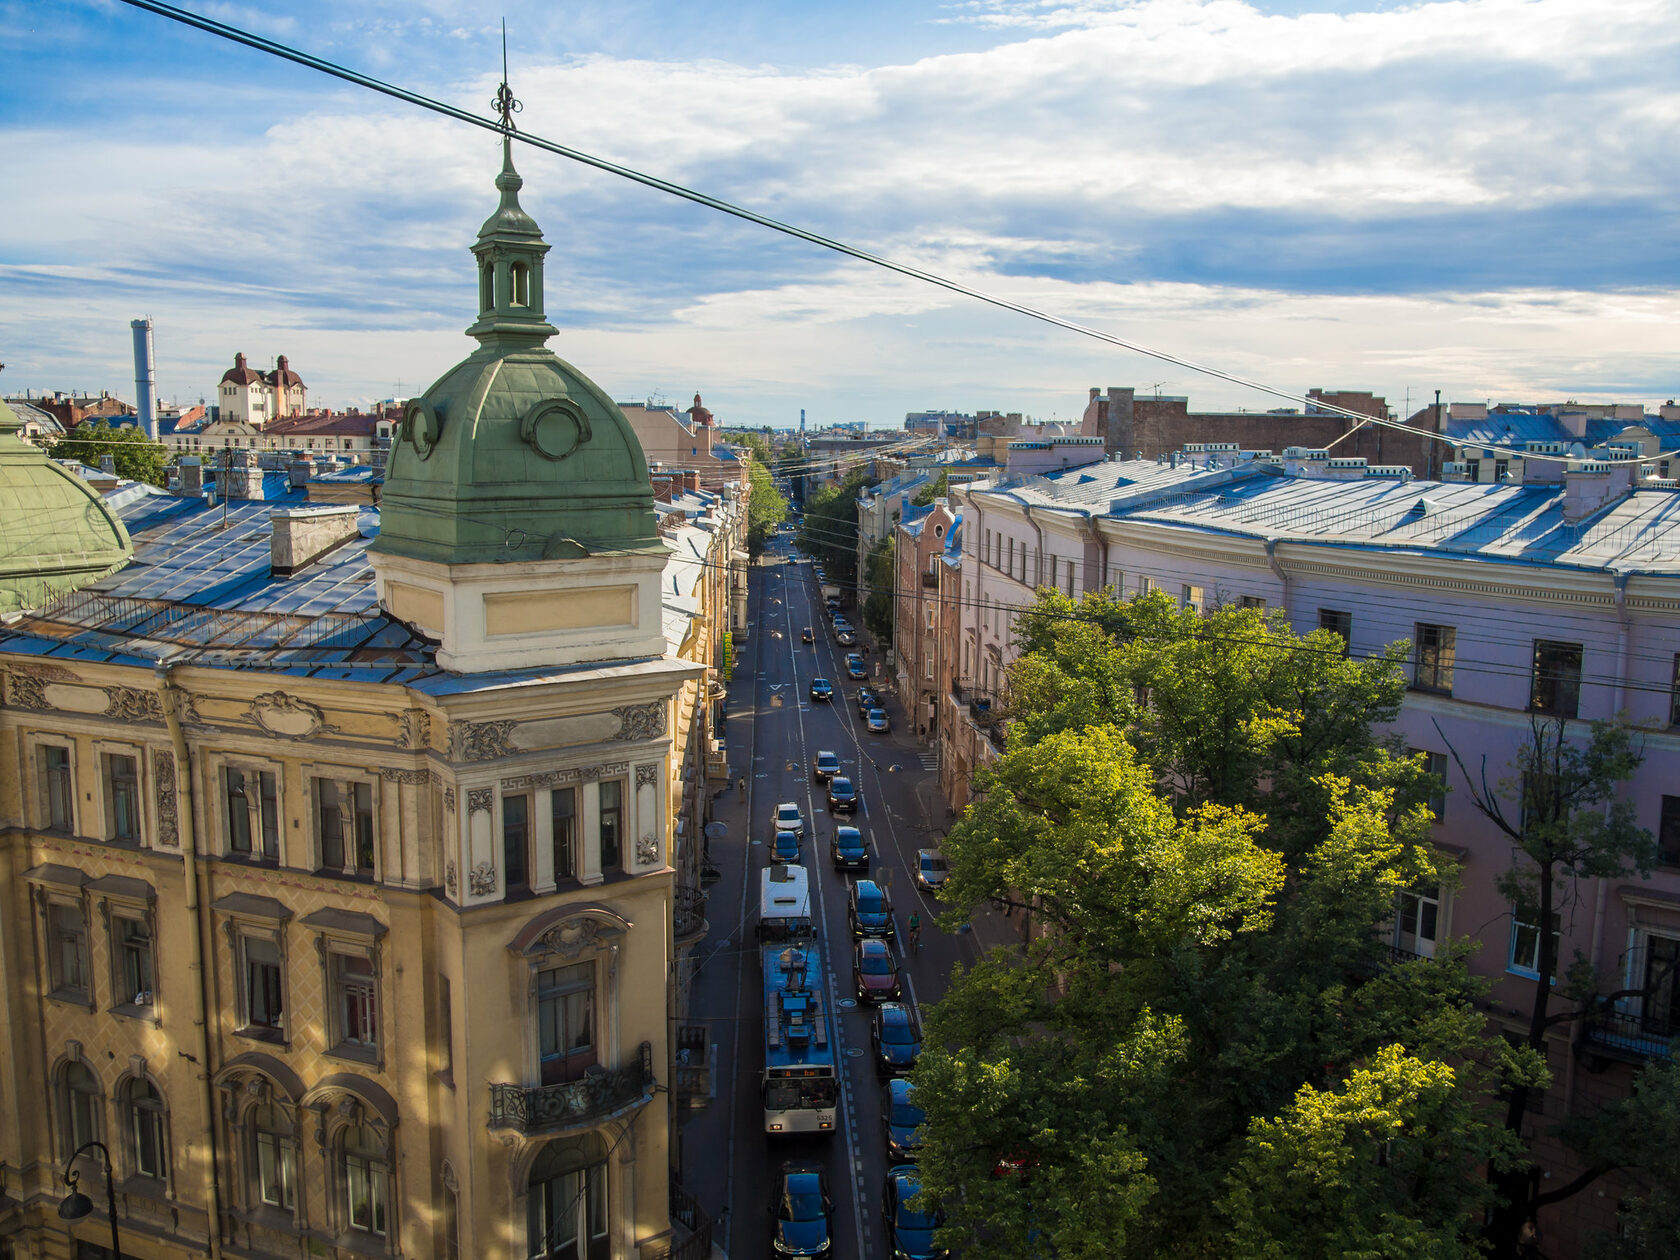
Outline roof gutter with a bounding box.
[153,661,225,1260]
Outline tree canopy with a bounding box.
[861,536,894,645]
[50,421,166,486]
[744,456,786,556]
[795,468,870,584]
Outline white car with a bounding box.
[774,801,805,841]
[916,849,949,894]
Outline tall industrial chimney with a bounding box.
[131,318,157,439]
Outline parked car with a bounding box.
[774,801,805,842]
[881,1078,926,1163]
[771,1161,834,1259]
[846,654,867,680]
[809,677,833,702]
[836,630,857,647]
[856,687,880,717]
[882,1165,947,1260]
[801,626,814,643]
[831,825,869,872]
[854,937,901,1002]
[827,775,858,814]
[812,749,840,783]
[867,708,890,734]
[872,1001,923,1078]
[916,849,949,894]
[849,879,895,939]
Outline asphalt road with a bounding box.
[678,541,987,1259]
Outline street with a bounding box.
[678,541,1012,1259]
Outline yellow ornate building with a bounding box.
[0,136,737,1260]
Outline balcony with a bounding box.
[1582,1006,1677,1064]
[489,1042,655,1135]
[674,885,709,947]
[921,571,938,588]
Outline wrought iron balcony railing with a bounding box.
[489,1042,654,1135]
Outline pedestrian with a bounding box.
[737,775,746,801]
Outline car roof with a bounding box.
[818,748,837,757]
[836,825,862,837]
[886,1076,916,1102]
[832,776,852,787]
[888,1165,921,1190]
[856,878,883,895]
[777,801,799,812]
[858,937,890,955]
[878,1002,913,1024]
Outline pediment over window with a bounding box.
[300,1073,400,1131]
[507,903,632,959]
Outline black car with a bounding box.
[856,687,880,718]
[854,937,901,1002]
[801,626,814,643]
[831,825,869,872]
[809,677,833,702]
[881,1077,926,1163]
[883,1165,947,1260]
[771,1161,834,1259]
[849,879,895,939]
[827,775,858,814]
[872,1001,922,1078]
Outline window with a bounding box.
[1530,640,1583,718]
[599,781,623,873]
[226,768,279,860]
[331,953,379,1052]
[125,1078,168,1180]
[48,902,89,998]
[537,962,596,1084]
[443,1182,461,1260]
[510,262,530,308]
[1392,885,1440,959]
[104,753,141,842]
[438,976,454,1080]
[504,793,531,895]
[1509,909,1561,978]
[42,745,74,831]
[1181,584,1205,615]
[528,1135,609,1260]
[342,1125,389,1237]
[1420,750,1448,821]
[1239,595,1265,610]
[241,936,285,1035]
[1634,934,1680,1039]
[1317,609,1352,649]
[1659,796,1680,868]
[316,779,374,874]
[114,916,154,1008]
[1136,575,1153,596]
[552,788,577,882]
[251,1102,295,1210]
[1465,458,1481,481]
[1413,623,1456,694]
[1670,654,1679,727]
[60,1061,102,1154]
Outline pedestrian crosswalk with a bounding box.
[917,750,939,772]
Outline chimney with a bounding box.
[130,318,157,439]
[288,457,315,489]
[684,470,700,493]
[222,447,266,500]
[99,454,116,475]
[1562,461,1634,522]
[1106,387,1136,460]
[271,504,361,576]
[178,456,203,495]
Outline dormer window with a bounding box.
[510,262,530,308]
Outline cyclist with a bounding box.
[906,911,922,955]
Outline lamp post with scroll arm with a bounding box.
[58,1140,122,1260]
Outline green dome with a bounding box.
[372,138,663,567]
[0,399,132,614]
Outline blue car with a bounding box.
[881,1077,925,1163]
[772,1161,834,1259]
[771,830,801,863]
[882,1164,947,1259]
[872,1001,922,1078]
[809,677,833,702]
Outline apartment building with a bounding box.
[943,452,1680,1249]
[0,139,724,1260]
[890,500,956,737]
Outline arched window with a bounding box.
[250,1102,295,1210]
[341,1123,389,1238]
[480,261,494,311]
[125,1078,169,1180]
[510,262,530,308]
[528,1134,608,1260]
[59,1061,102,1155]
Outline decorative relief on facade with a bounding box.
[444,860,458,898]
[449,719,518,761]
[500,761,629,791]
[537,918,604,958]
[397,709,432,749]
[635,833,661,867]
[4,671,49,710]
[444,787,456,814]
[635,763,660,789]
[611,701,666,742]
[179,691,208,726]
[379,768,435,785]
[467,863,497,897]
[246,692,334,739]
[467,788,494,816]
[153,750,179,847]
[105,686,165,723]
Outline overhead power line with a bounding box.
[115,0,1647,470]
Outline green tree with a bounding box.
[912,469,950,506]
[915,589,1495,1258]
[50,421,166,486]
[744,456,787,556]
[861,536,894,646]
[795,468,869,585]
[1439,716,1656,1253]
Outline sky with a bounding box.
[2,0,1678,430]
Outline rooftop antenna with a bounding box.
[1149,382,1166,397]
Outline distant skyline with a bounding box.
[2,0,1677,429]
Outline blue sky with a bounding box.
[2,0,1677,428]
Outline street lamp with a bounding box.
[59,1140,122,1260]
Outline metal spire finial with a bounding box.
[493,20,522,133]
